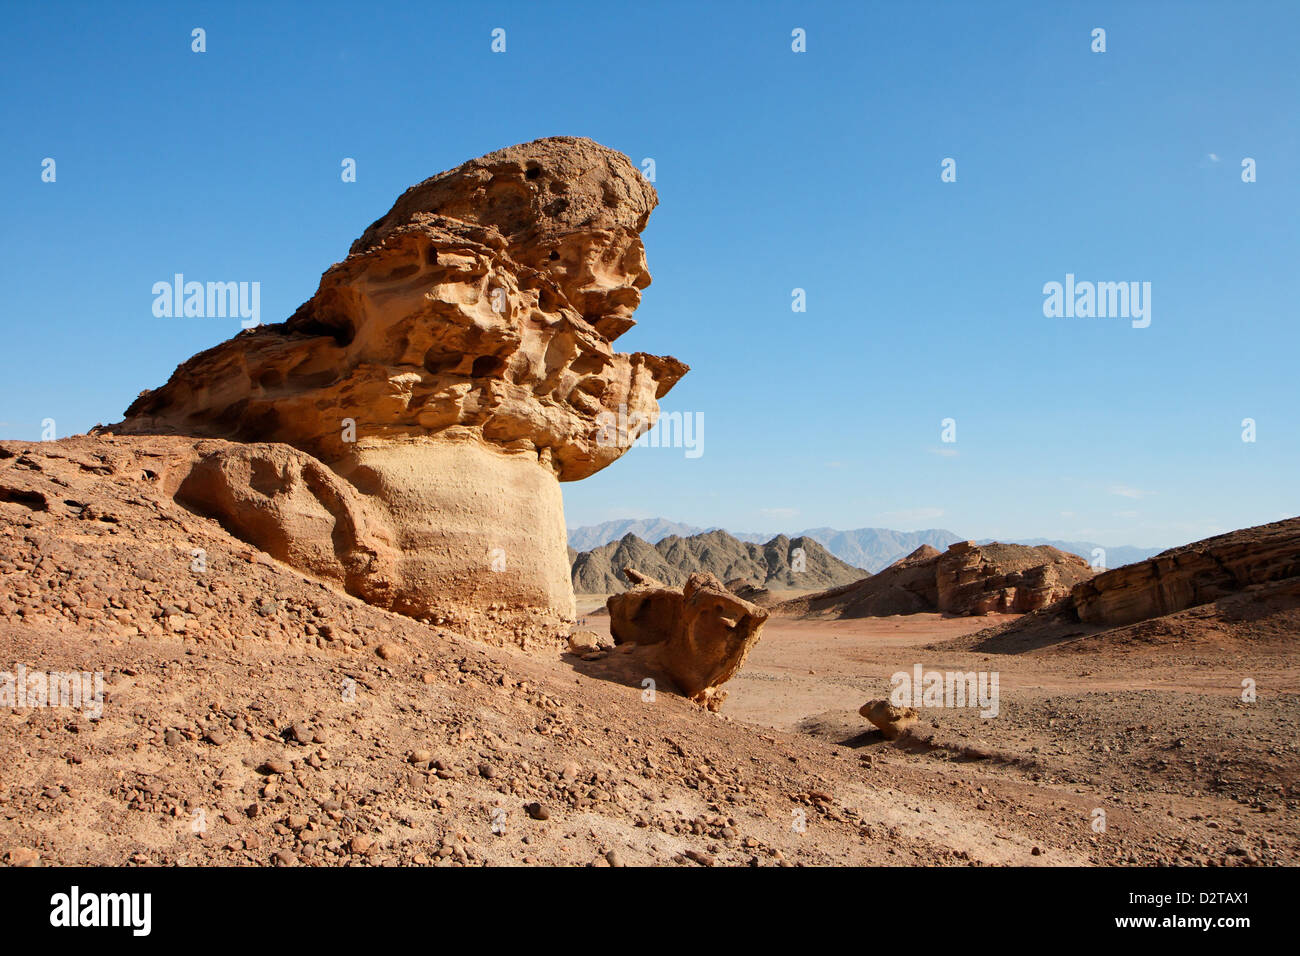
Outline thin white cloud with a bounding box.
[928,447,959,458]
[1109,485,1152,500]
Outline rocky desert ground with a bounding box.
[2,433,1297,867]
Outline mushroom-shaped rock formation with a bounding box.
[113,137,688,643]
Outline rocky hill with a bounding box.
[774,541,1096,618]
[956,516,1300,653]
[568,520,1162,573]
[570,529,867,594]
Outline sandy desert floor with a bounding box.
[720,614,1300,864]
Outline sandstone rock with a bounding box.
[289,722,313,745]
[605,584,683,646]
[622,566,665,588]
[607,570,767,710]
[111,137,687,644]
[774,541,1094,619]
[1071,517,1300,626]
[174,441,401,608]
[724,578,774,606]
[935,542,1094,615]
[349,835,374,855]
[567,629,612,655]
[5,847,40,867]
[859,699,919,740]
[259,756,291,775]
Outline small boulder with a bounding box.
[567,629,612,655]
[608,571,767,710]
[859,699,920,740]
[5,848,39,867]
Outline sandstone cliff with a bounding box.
[1070,517,1300,626]
[945,517,1300,654]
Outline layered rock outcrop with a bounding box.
[773,541,1095,618]
[937,541,1094,615]
[955,517,1300,653]
[110,137,687,641]
[1070,517,1300,626]
[606,570,768,710]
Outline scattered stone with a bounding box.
[259,756,292,775]
[859,699,920,740]
[349,835,374,855]
[567,630,612,655]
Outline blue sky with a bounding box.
[2,1,1296,549]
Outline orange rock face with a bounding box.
[110,137,688,642]
[935,542,1095,615]
[776,542,1095,619]
[1071,517,1300,626]
[607,571,768,710]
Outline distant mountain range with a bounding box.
[570,530,866,594]
[567,518,708,552]
[567,519,1163,573]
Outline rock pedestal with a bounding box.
[115,137,687,642]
